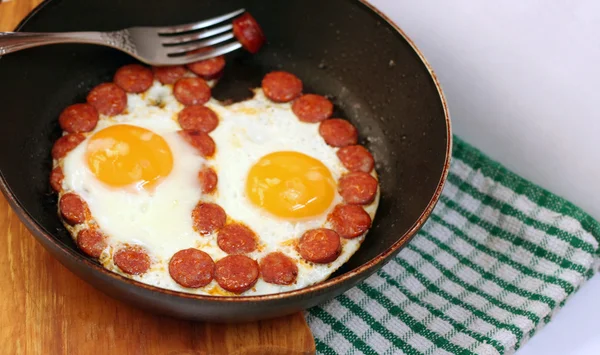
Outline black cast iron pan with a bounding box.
[0,0,451,322]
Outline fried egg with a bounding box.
[57,80,379,296]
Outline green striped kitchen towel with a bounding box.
[306,136,600,355]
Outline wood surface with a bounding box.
[0,1,316,354]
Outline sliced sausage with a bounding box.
[51,133,85,160]
[58,103,99,133]
[192,202,226,234]
[319,119,358,147]
[336,145,375,173]
[153,65,187,85]
[214,255,259,294]
[50,166,64,192]
[298,228,341,264]
[338,172,378,205]
[178,130,216,157]
[292,94,333,123]
[169,248,215,288]
[186,49,226,80]
[173,77,211,106]
[217,223,257,254]
[198,167,218,194]
[113,246,151,275]
[86,83,127,116]
[232,12,265,54]
[77,229,107,258]
[59,193,89,225]
[329,204,372,239]
[260,252,298,285]
[114,64,154,93]
[261,71,302,103]
[178,105,219,132]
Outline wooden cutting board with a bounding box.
[0,1,315,354]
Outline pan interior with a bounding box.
[0,0,447,280]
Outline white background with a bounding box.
[371,1,600,354]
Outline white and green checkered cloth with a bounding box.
[306,137,600,355]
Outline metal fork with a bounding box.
[0,9,246,66]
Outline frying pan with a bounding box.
[0,0,451,322]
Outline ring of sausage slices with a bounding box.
[50,15,378,295]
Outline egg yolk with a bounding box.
[86,124,173,190]
[246,151,335,219]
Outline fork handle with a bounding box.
[0,32,107,55]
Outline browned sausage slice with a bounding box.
[298,228,341,264]
[77,229,107,258]
[217,223,257,254]
[114,64,154,93]
[260,252,298,285]
[178,130,216,157]
[169,248,215,288]
[59,193,89,225]
[86,83,127,116]
[51,133,85,160]
[232,13,265,54]
[336,145,375,173]
[292,94,333,123]
[186,49,226,80]
[58,103,99,133]
[198,167,218,194]
[192,202,226,234]
[114,246,151,275]
[178,105,219,132]
[319,119,358,147]
[262,71,302,103]
[214,255,259,293]
[328,204,372,239]
[153,65,187,85]
[173,77,211,106]
[50,166,64,192]
[338,172,378,205]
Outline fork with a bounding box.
[0,8,246,66]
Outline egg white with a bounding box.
[58,80,380,296]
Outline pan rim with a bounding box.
[1,0,452,304]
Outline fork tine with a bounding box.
[157,8,244,35]
[167,42,243,64]
[161,24,232,45]
[166,32,235,55]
